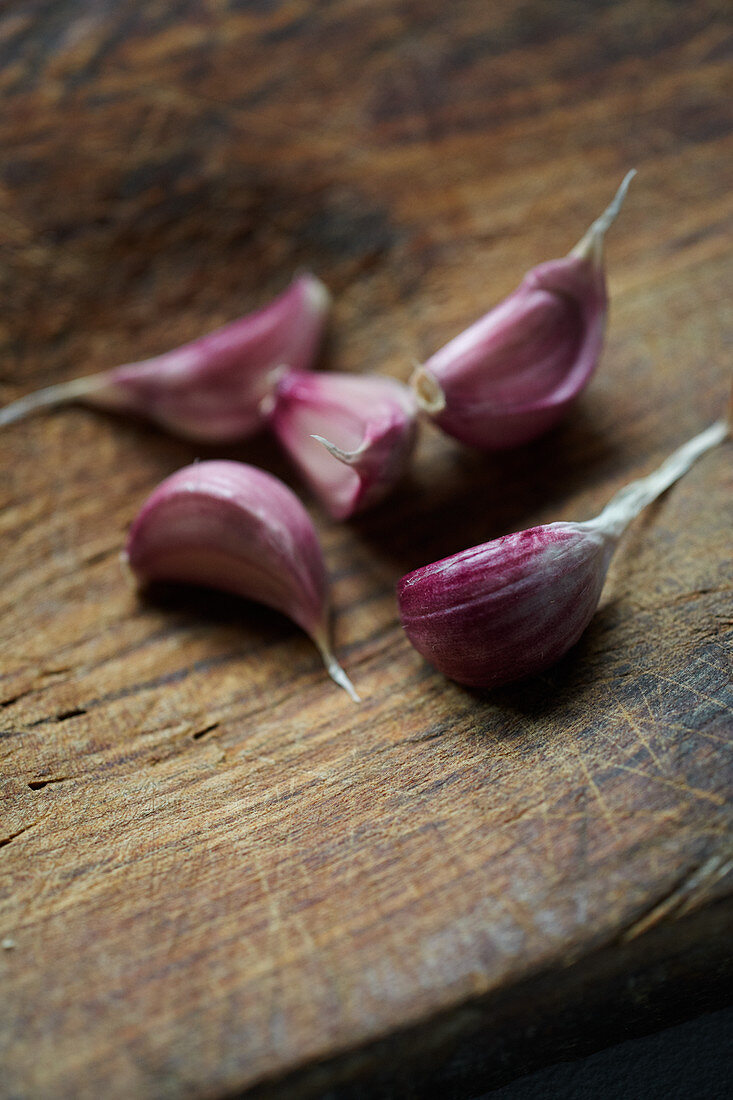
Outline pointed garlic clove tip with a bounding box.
[270,369,417,519]
[570,169,637,264]
[310,433,359,465]
[125,460,358,700]
[399,390,730,689]
[0,273,331,442]
[417,175,635,451]
[0,374,110,428]
[313,631,361,703]
[590,403,731,540]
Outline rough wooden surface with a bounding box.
[1,1,731,1097]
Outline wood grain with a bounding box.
[1,1,731,1097]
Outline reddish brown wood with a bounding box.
[0,2,731,1097]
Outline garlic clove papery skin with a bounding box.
[398,522,615,689]
[398,390,729,691]
[411,172,635,450]
[0,274,331,441]
[269,369,417,519]
[125,460,359,701]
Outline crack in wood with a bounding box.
[0,823,36,848]
[191,721,220,741]
[0,688,34,708]
[55,707,87,722]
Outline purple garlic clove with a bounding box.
[399,522,613,689]
[125,460,359,701]
[398,398,730,689]
[411,172,636,450]
[0,274,330,442]
[269,368,417,519]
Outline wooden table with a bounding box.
[1,2,731,1096]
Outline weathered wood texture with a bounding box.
[1,1,731,1097]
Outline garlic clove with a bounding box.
[411,172,636,450]
[398,392,729,689]
[398,522,614,689]
[0,274,330,442]
[269,368,417,519]
[125,460,359,701]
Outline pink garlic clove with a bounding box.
[411,172,636,450]
[125,460,359,701]
[399,522,614,689]
[398,397,730,689]
[0,274,330,442]
[269,368,417,519]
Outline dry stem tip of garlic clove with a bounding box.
[398,384,730,690]
[125,460,359,701]
[410,171,636,450]
[0,274,330,442]
[269,368,417,519]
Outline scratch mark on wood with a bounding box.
[655,718,732,747]
[538,802,559,880]
[640,668,733,714]
[617,697,666,772]
[613,763,726,806]
[622,855,733,941]
[568,744,622,839]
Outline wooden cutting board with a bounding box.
[1,2,731,1097]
